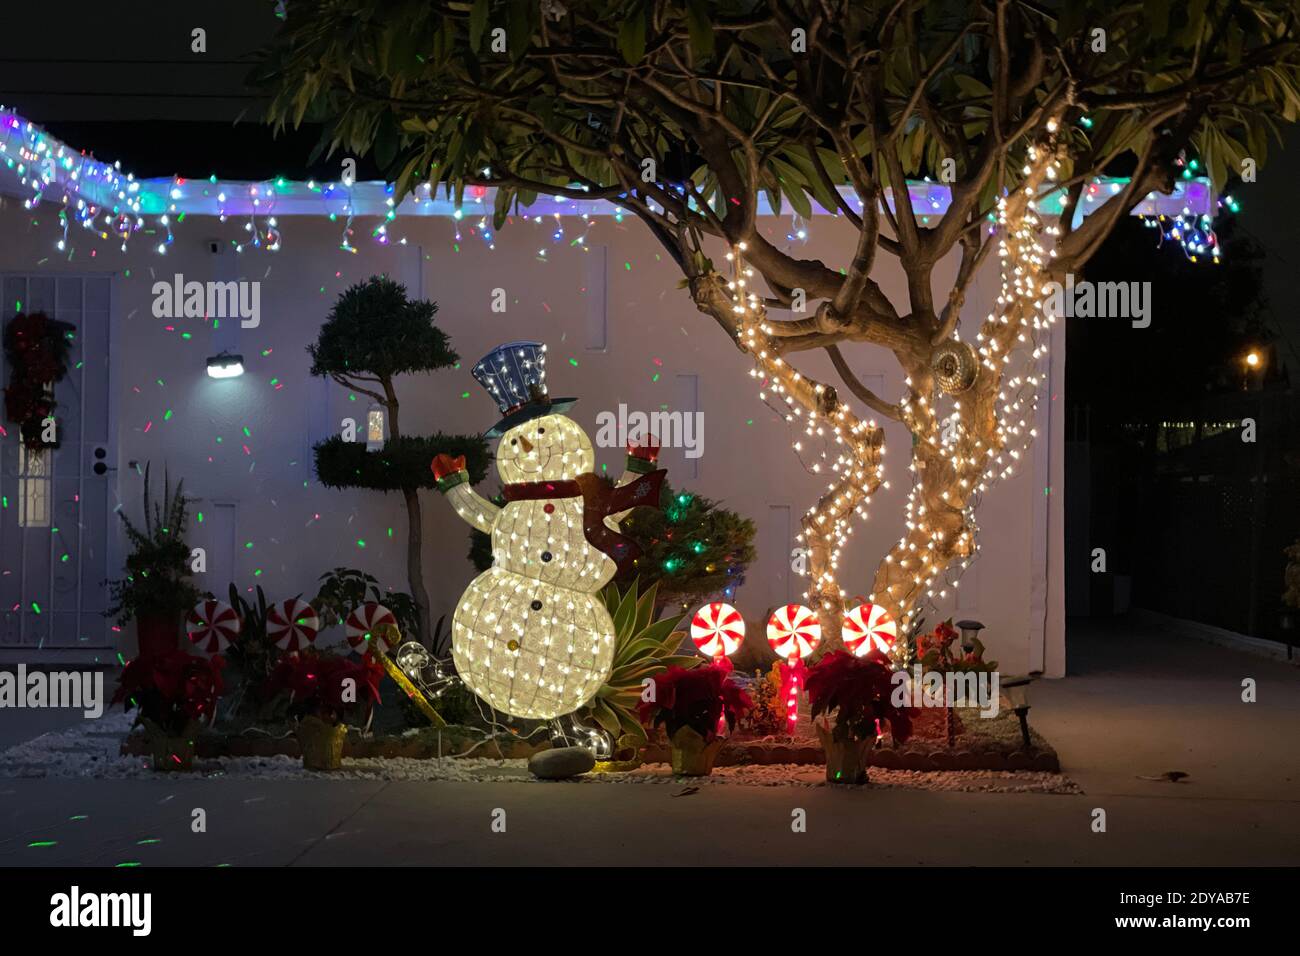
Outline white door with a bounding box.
[0,275,115,661]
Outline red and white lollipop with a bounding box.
[346,602,400,656]
[186,599,240,655]
[267,598,320,652]
[842,602,897,657]
[690,602,745,660]
[766,604,821,660]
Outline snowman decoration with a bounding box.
[432,341,665,720]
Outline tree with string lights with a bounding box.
[262,1,1300,650]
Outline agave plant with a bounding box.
[576,579,698,749]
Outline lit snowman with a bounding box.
[432,341,665,720]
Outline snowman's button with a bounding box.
[530,599,543,611]
[541,551,553,562]
[543,503,555,514]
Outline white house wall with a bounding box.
[0,198,1065,676]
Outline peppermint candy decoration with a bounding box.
[186,599,241,654]
[690,602,745,659]
[842,603,897,657]
[267,598,320,652]
[766,604,821,660]
[346,602,400,656]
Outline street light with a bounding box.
[1242,348,1265,391]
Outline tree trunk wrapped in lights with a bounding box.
[262,1,1300,650]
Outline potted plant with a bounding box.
[265,650,383,770]
[806,650,914,785]
[638,664,751,776]
[916,618,997,746]
[106,464,203,659]
[112,649,225,772]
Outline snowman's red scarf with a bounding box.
[502,469,666,574]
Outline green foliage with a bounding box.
[312,567,423,649]
[308,276,456,379]
[258,1,1300,223]
[106,464,203,625]
[313,433,491,492]
[617,481,756,609]
[226,584,278,684]
[575,579,697,749]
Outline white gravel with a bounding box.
[0,713,1080,794]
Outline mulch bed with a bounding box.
[120,705,1059,773]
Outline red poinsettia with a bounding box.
[113,650,226,735]
[638,662,752,743]
[265,650,383,725]
[806,650,914,744]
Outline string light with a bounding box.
[724,244,887,637]
[877,114,1066,634]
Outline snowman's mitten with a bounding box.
[625,437,660,474]
[610,442,662,522]
[431,453,468,492]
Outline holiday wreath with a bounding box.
[3,311,75,449]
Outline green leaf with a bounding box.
[507,0,534,62]
[612,582,638,637]
[616,707,646,743]
[769,157,812,217]
[633,580,658,633]
[374,113,400,171]
[469,0,489,52]
[619,9,647,65]
[493,185,513,230]
[685,0,715,60]
[1144,0,1170,40]
[591,698,621,734]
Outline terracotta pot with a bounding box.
[136,612,181,660]
[297,715,348,771]
[142,718,198,772]
[816,721,875,785]
[669,725,724,776]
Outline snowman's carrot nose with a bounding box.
[519,435,535,453]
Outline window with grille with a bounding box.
[17,443,51,528]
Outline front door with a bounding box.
[0,275,115,661]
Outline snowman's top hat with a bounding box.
[472,341,577,438]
